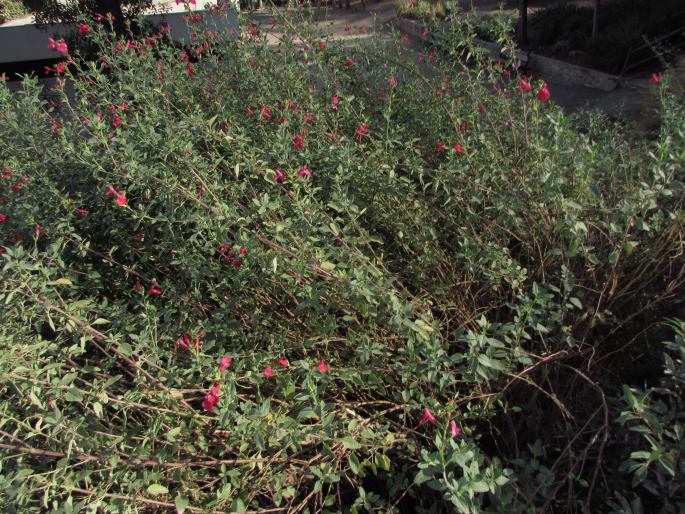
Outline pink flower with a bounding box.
[453,142,464,153]
[261,106,272,120]
[304,113,315,124]
[75,208,88,217]
[401,34,410,42]
[292,134,305,150]
[220,356,233,374]
[389,76,398,87]
[34,224,44,237]
[111,113,122,128]
[316,360,328,373]
[115,193,128,206]
[435,143,447,153]
[176,333,190,349]
[147,283,162,295]
[419,407,436,425]
[133,280,142,291]
[77,23,91,34]
[0,213,6,222]
[274,169,286,183]
[277,357,289,367]
[186,64,194,75]
[355,123,369,140]
[537,82,551,102]
[345,57,353,66]
[331,95,339,110]
[649,72,663,83]
[194,335,202,351]
[47,38,69,54]
[54,62,67,74]
[202,383,220,413]
[449,419,461,438]
[263,366,274,378]
[517,78,532,93]
[421,27,429,38]
[297,165,312,178]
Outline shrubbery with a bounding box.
[0,6,684,512]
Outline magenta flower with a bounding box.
[0,213,6,222]
[274,169,286,183]
[75,208,89,217]
[220,356,233,374]
[419,407,436,425]
[115,192,128,206]
[263,366,274,378]
[202,383,220,413]
[331,95,339,110]
[47,38,69,54]
[34,224,44,237]
[453,142,464,153]
[277,357,289,367]
[449,419,461,439]
[435,143,447,153]
[298,165,312,178]
[649,72,663,83]
[77,23,91,34]
[316,360,328,373]
[355,123,369,140]
[147,283,162,295]
[292,134,305,150]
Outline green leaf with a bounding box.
[118,342,133,356]
[342,436,361,450]
[175,495,189,513]
[321,261,336,271]
[147,484,169,496]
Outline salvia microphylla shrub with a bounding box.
[1,5,684,513]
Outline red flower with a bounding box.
[419,407,436,425]
[537,82,551,102]
[298,165,312,178]
[344,24,350,32]
[111,113,122,128]
[421,27,429,37]
[449,419,461,438]
[517,78,532,93]
[355,123,369,140]
[261,106,272,120]
[319,41,326,49]
[202,383,220,413]
[77,23,91,34]
[435,143,447,153]
[34,224,44,237]
[47,38,68,54]
[263,366,274,378]
[331,95,339,110]
[54,62,67,74]
[239,247,247,255]
[277,357,289,367]
[389,76,398,87]
[0,213,6,222]
[133,280,142,291]
[453,142,464,153]
[186,64,194,75]
[0,246,5,254]
[274,169,286,182]
[345,57,353,66]
[220,356,233,374]
[176,333,191,349]
[401,34,410,42]
[115,193,128,206]
[316,360,328,373]
[147,283,162,295]
[649,72,663,83]
[75,208,88,217]
[293,134,305,149]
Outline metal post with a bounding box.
[518,0,528,48]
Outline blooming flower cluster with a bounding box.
[419,407,462,438]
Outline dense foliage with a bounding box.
[1,6,684,512]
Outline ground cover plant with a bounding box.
[0,5,684,512]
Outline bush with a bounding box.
[0,0,27,23]
[0,7,684,512]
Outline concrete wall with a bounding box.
[0,5,239,65]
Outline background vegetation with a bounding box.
[0,6,684,512]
